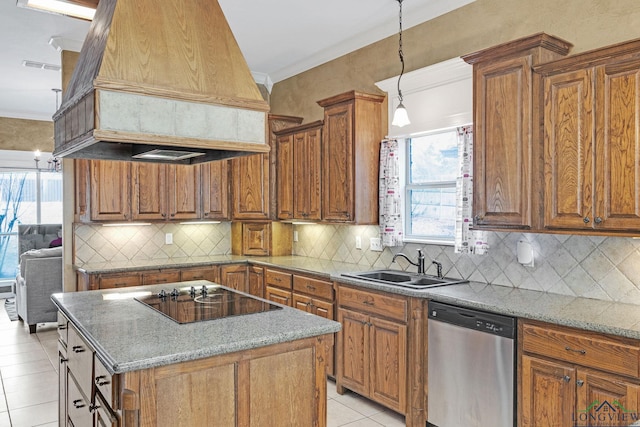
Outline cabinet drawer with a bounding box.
[68,374,93,427]
[265,286,292,307]
[265,269,292,290]
[95,356,118,409]
[142,269,181,285]
[68,324,94,400]
[522,322,640,378]
[293,275,333,300]
[337,286,407,323]
[180,266,219,282]
[99,273,140,289]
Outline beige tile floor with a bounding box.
[0,298,406,427]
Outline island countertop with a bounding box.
[51,280,341,375]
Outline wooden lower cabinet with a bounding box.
[335,284,425,427]
[247,265,264,298]
[219,264,248,292]
[77,265,221,291]
[520,320,640,426]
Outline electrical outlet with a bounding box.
[165,233,173,245]
[293,231,299,242]
[355,236,362,249]
[370,237,382,252]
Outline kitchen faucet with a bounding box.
[392,249,426,274]
[392,249,444,278]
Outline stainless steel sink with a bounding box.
[340,270,468,289]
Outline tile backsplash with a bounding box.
[293,224,640,304]
[74,222,231,265]
[73,220,640,304]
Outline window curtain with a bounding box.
[379,139,403,247]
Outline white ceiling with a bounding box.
[0,0,473,122]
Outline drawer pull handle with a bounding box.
[306,285,316,291]
[73,399,85,409]
[95,375,110,386]
[275,277,282,282]
[58,325,67,330]
[563,375,571,383]
[565,346,586,355]
[577,379,585,387]
[72,346,85,353]
[363,300,374,306]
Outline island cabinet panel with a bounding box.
[57,313,69,427]
[462,33,572,231]
[335,283,424,425]
[519,319,640,427]
[120,335,331,427]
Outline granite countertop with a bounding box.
[51,280,341,375]
[75,255,640,341]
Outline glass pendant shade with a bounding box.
[392,102,410,127]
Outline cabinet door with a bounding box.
[543,68,595,230]
[520,355,575,427]
[293,293,313,313]
[294,127,322,220]
[369,316,406,413]
[265,285,292,307]
[232,154,270,219]
[337,308,369,396]
[473,56,533,229]
[277,133,294,220]
[248,266,264,298]
[220,264,248,292]
[576,370,640,424]
[90,160,131,221]
[131,163,167,220]
[67,374,93,427]
[167,164,201,220]
[323,102,354,221]
[202,161,229,220]
[242,222,270,256]
[595,60,640,230]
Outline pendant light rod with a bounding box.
[396,0,405,103]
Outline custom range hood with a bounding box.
[52,0,270,164]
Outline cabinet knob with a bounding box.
[577,379,584,387]
[594,216,603,224]
[563,375,571,383]
[161,213,167,217]
[583,216,590,224]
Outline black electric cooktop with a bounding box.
[135,284,282,324]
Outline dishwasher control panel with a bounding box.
[428,301,516,339]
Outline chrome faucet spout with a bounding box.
[432,261,443,279]
[392,249,426,274]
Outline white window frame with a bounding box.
[376,57,472,245]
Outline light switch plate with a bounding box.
[293,231,299,242]
[165,233,173,245]
[355,236,362,249]
[370,237,382,252]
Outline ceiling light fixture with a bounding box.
[391,0,410,128]
[17,0,96,21]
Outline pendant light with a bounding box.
[391,0,410,128]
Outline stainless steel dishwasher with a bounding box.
[427,301,516,427]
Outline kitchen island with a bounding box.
[52,281,341,427]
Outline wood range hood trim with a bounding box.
[53,0,270,164]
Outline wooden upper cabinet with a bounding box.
[269,114,304,219]
[276,132,295,220]
[537,39,640,233]
[275,121,323,221]
[131,163,201,221]
[201,160,230,220]
[318,91,385,224]
[89,160,131,221]
[294,124,322,220]
[231,154,270,220]
[462,33,572,230]
[166,164,201,220]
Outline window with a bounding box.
[404,128,461,244]
[0,168,63,281]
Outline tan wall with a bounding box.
[0,117,53,152]
[271,0,640,123]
